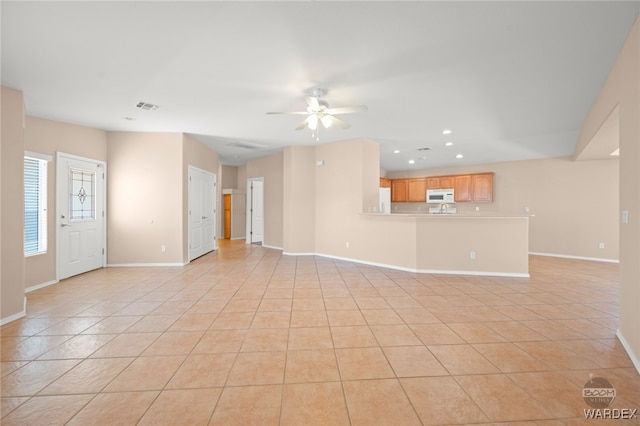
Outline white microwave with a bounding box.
[426,188,455,203]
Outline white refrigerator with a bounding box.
[379,187,391,214]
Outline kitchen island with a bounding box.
[351,213,530,277]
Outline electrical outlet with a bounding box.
[346,242,350,248]
[161,245,166,253]
[475,206,480,212]
[524,206,530,213]
[470,251,476,259]
[598,242,605,249]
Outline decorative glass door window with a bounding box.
[69,168,96,221]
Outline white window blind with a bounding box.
[24,156,48,256]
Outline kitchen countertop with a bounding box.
[361,212,529,219]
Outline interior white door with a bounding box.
[189,166,216,261]
[57,153,105,280]
[250,179,264,243]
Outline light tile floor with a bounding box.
[1,240,639,425]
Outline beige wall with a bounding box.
[237,165,247,189]
[387,157,619,261]
[1,87,26,323]
[415,216,529,274]
[230,191,247,240]
[314,139,378,258]
[182,134,219,260]
[577,17,640,370]
[107,132,184,265]
[220,165,238,190]
[283,147,316,253]
[246,153,284,249]
[23,117,108,288]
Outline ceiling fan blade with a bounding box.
[295,117,310,130]
[325,115,351,129]
[266,111,309,115]
[325,105,368,115]
[304,96,320,109]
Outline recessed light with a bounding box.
[456,154,464,159]
[393,150,400,154]
[445,142,453,147]
[442,129,452,135]
[408,159,415,164]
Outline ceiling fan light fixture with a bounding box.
[308,114,319,130]
[267,88,366,133]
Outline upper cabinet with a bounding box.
[380,177,392,188]
[426,176,454,189]
[454,175,472,202]
[391,179,408,202]
[391,172,494,203]
[471,173,493,202]
[407,178,427,202]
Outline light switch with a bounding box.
[622,210,629,224]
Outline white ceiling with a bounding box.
[2,1,638,171]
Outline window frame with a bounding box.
[24,152,51,257]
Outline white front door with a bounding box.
[57,153,106,280]
[189,166,216,261]
[246,178,264,244]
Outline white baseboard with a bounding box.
[1,297,27,326]
[416,268,530,278]
[283,251,529,278]
[616,329,640,375]
[261,244,283,251]
[231,237,246,241]
[26,279,59,293]
[529,252,619,263]
[107,262,188,267]
[282,252,316,256]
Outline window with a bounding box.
[69,168,96,221]
[24,154,48,256]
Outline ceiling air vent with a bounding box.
[136,101,159,111]
[417,147,431,151]
[227,141,267,150]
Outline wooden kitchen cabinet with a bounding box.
[472,173,493,202]
[392,172,494,202]
[426,177,440,189]
[439,176,454,189]
[426,176,454,189]
[391,179,408,202]
[454,175,472,202]
[407,178,427,202]
[379,177,391,188]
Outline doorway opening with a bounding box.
[223,193,231,240]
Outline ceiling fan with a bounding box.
[267,88,368,134]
